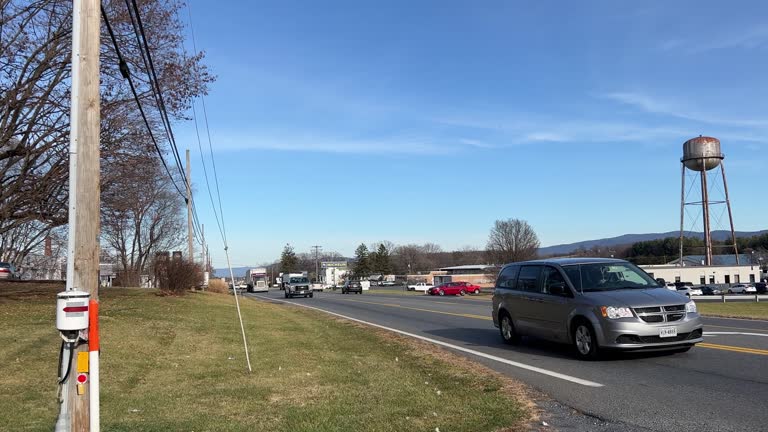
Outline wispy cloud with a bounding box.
[205,132,480,155]
[661,25,768,53]
[602,92,768,128]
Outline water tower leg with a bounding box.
[701,166,713,266]
[720,161,740,265]
[679,163,686,265]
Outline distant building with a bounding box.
[641,255,762,285]
[432,264,497,287]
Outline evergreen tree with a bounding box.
[353,243,371,278]
[280,244,298,273]
[375,243,392,274]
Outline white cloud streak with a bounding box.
[602,92,768,128]
[661,25,768,53]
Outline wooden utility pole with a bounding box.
[62,0,101,429]
[186,149,194,262]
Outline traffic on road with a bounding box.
[246,268,768,432]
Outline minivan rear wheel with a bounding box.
[499,313,519,345]
[572,321,599,360]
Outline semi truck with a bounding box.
[245,268,269,293]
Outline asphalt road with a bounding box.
[247,289,768,432]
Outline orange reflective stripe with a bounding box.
[89,300,99,352]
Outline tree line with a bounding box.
[272,218,542,281]
[1,1,212,284]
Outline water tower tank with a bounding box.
[682,136,722,171]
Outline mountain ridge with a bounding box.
[538,229,767,256]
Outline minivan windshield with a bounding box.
[561,262,660,293]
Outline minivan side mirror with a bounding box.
[549,282,570,297]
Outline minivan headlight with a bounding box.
[601,306,633,319]
[685,301,697,314]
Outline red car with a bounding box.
[427,281,480,296]
[454,281,481,294]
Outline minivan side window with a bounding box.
[496,265,520,289]
[517,266,541,293]
[562,265,581,292]
[542,266,567,295]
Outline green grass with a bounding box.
[0,285,529,431]
[698,301,768,320]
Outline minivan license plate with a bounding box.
[659,327,677,338]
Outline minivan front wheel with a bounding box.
[573,321,599,360]
[499,313,519,345]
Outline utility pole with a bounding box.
[201,224,209,289]
[201,224,205,266]
[186,149,193,262]
[59,0,101,430]
[311,245,322,284]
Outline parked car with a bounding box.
[755,282,767,294]
[427,282,469,296]
[728,284,757,294]
[407,282,433,292]
[699,286,722,296]
[675,286,702,297]
[342,281,363,294]
[492,258,703,360]
[665,283,677,291]
[453,281,482,294]
[379,280,397,287]
[0,262,19,279]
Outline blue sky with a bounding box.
[176,0,768,267]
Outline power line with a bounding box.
[124,0,187,185]
[102,3,206,248]
[100,4,186,199]
[186,4,228,245]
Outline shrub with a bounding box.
[206,278,229,294]
[154,257,203,295]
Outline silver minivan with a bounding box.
[492,258,703,359]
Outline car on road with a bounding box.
[0,262,19,279]
[407,282,433,292]
[699,285,722,296]
[453,281,482,294]
[342,281,363,294]
[727,284,757,294]
[492,258,703,360]
[427,282,470,296]
[284,276,313,298]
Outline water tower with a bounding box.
[679,136,739,266]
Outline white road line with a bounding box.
[250,294,605,388]
[704,332,768,337]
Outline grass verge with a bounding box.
[697,302,768,320]
[0,285,531,431]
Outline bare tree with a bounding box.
[101,154,185,286]
[486,218,540,264]
[0,0,212,264]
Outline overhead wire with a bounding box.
[186,4,228,245]
[125,0,187,181]
[100,4,186,199]
[102,2,206,247]
[183,0,252,373]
